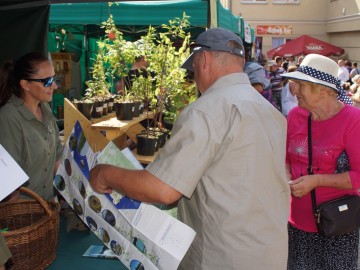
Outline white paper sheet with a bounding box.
[0,144,29,201]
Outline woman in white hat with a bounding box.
[282,54,360,270]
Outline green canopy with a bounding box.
[49,0,244,36]
[50,0,207,29]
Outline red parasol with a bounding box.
[267,35,345,58]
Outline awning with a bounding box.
[267,35,345,58]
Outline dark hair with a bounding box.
[0,52,48,106]
[281,61,288,72]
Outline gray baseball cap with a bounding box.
[181,27,245,72]
[244,62,271,89]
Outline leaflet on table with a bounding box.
[83,245,117,259]
[54,121,196,270]
[0,144,29,201]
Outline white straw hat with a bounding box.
[281,54,340,92]
[281,53,352,104]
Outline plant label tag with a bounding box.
[339,204,348,212]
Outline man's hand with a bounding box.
[89,164,113,194]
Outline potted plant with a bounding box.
[132,14,195,155]
[147,13,194,129]
[73,97,94,120]
[101,14,142,120]
[84,46,113,118]
[163,81,198,130]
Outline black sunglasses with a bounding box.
[26,76,55,87]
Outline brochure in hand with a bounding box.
[54,121,196,270]
[0,144,28,201]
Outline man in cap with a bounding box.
[243,59,274,104]
[90,27,289,269]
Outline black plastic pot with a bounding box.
[107,97,114,113]
[74,101,94,120]
[136,133,158,156]
[102,100,108,116]
[145,128,168,148]
[162,118,174,132]
[132,101,141,117]
[114,102,134,120]
[91,101,104,118]
[139,101,145,114]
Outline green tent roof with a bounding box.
[49,0,247,37]
[50,0,207,26]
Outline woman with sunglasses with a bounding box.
[0,52,63,201]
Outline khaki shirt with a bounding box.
[147,73,290,269]
[0,95,63,200]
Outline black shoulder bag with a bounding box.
[308,114,360,236]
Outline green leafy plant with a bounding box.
[146,13,196,127]
[84,46,112,101]
[83,9,197,124]
[101,14,140,102]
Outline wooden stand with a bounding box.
[64,98,157,163]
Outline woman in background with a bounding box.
[282,54,360,270]
[0,52,63,201]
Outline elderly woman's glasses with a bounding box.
[26,76,55,87]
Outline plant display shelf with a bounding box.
[64,98,156,163]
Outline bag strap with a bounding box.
[308,114,317,216]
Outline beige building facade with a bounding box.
[221,0,360,63]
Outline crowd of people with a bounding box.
[251,54,358,116]
[1,27,360,270]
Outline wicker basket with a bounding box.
[0,187,60,270]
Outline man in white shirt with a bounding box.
[89,27,290,270]
[338,59,350,84]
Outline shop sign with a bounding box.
[256,25,293,35]
[244,22,252,43]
